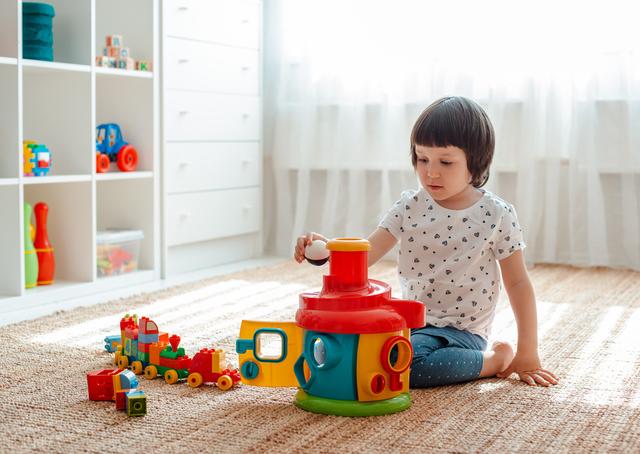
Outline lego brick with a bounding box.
[137,332,158,344]
[116,369,139,393]
[87,369,119,401]
[126,390,146,417]
[149,343,163,365]
[115,391,127,410]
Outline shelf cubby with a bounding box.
[0,1,18,59]
[97,178,155,273]
[0,63,19,178]
[0,185,21,297]
[95,0,154,68]
[24,181,94,286]
[96,74,154,172]
[46,0,92,65]
[23,67,92,177]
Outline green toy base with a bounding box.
[294,390,412,417]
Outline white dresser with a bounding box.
[161,0,263,276]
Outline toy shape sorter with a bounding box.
[236,238,426,416]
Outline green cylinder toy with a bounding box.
[24,202,39,289]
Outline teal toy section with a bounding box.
[23,2,55,61]
[295,331,359,401]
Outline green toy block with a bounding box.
[126,390,146,417]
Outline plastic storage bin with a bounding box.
[96,229,144,277]
[23,2,55,61]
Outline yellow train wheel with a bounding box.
[164,369,179,384]
[131,361,143,375]
[117,355,129,369]
[217,375,233,391]
[187,373,203,388]
[144,365,158,380]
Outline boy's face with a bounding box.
[414,145,473,202]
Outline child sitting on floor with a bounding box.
[294,96,558,387]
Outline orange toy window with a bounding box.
[380,336,412,374]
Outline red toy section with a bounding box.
[296,238,425,334]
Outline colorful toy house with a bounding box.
[236,238,426,416]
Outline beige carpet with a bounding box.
[1,261,640,453]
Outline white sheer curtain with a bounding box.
[263,0,640,270]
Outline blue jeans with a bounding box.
[409,325,487,388]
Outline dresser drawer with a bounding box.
[166,142,260,193]
[165,91,260,141]
[163,0,260,49]
[167,187,260,246]
[164,38,259,94]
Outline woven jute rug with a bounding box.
[1,261,639,453]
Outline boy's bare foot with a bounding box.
[479,341,515,378]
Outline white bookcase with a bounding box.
[0,0,160,315]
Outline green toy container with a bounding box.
[23,2,55,61]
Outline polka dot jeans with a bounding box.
[409,325,487,388]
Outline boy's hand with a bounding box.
[294,232,328,263]
[497,351,559,387]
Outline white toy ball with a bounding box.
[304,240,329,266]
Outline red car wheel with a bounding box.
[117,145,138,172]
[96,153,110,173]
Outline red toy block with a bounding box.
[87,369,120,401]
[115,391,128,410]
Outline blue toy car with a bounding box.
[96,123,138,173]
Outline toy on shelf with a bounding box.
[95,123,138,173]
[235,237,426,417]
[86,368,147,417]
[23,140,52,177]
[22,2,55,61]
[95,35,152,72]
[33,202,55,285]
[96,229,143,277]
[23,203,39,289]
[109,315,241,390]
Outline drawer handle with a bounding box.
[241,159,251,166]
[241,66,250,71]
[178,58,190,64]
[180,211,191,219]
[242,204,252,212]
[178,6,189,11]
[242,113,250,119]
[179,110,190,116]
[179,161,192,167]
[241,19,250,24]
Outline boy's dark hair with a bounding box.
[410,96,495,188]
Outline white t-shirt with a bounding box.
[379,187,526,339]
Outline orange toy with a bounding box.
[34,202,55,285]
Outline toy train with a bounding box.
[109,314,241,390]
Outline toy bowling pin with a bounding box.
[34,202,55,285]
[24,202,39,288]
